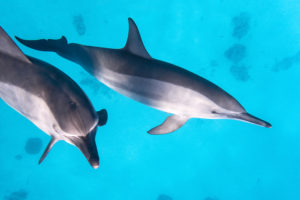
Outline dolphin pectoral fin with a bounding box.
[68,130,99,169]
[97,109,108,126]
[0,27,31,63]
[123,18,152,59]
[39,136,58,164]
[15,36,68,53]
[148,115,189,135]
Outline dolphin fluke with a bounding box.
[234,112,272,128]
[68,129,99,169]
[15,36,68,53]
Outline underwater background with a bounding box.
[0,0,299,199]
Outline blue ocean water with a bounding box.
[0,0,299,199]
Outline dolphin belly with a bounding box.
[95,68,222,118]
[0,81,61,137]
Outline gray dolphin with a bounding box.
[16,18,271,134]
[0,27,108,168]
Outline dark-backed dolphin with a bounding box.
[0,27,108,168]
[16,18,271,134]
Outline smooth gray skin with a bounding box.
[16,18,271,134]
[0,27,108,168]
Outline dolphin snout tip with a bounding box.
[264,122,272,128]
[92,163,99,169]
[90,160,99,169]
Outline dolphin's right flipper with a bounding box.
[0,27,31,63]
[148,115,190,135]
[97,109,108,126]
[39,136,58,164]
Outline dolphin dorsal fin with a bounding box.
[0,27,31,63]
[123,18,151,59]
[39,136,58,164]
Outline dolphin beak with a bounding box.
[68,129,100,169]
[235,112,272,128]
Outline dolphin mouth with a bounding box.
[68,129,100,169]
[234,112,272,128]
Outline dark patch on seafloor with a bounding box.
[230,64,250,82]
[157,194,173,200]
[225,44,246,64]
[225,12,251,81]
[273,51,300,72]
[208,59,218,76]
[14,154,23,160]
[25,137,43,155]
[72,14,86,36]
[225,43,250,81]
[232,12,250,39]
[4,190,28,200]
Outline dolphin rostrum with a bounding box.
[0,27,108,168]
[16,18,271,134]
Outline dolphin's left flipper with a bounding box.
[39,136,59,164]
[148,115,189,135]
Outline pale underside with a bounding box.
[0,82,67,140]
[95,68,233,119]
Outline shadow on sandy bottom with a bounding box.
[273,51,300,72]
[4,190,28,200]
[232,12,250,40]
[73,14,86,36]
[24,137,43,155]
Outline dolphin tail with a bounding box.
[15,36,92,66]
[234,112,272,128]
[68,129,100,169]
[15,36,68,54]
[148,115,190,135]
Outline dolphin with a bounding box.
[16,18,271,134]
[0,27,108,168]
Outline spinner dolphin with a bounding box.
[16,18,271,134]
[0,27,107,168]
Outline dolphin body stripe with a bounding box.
[81,47,245,113]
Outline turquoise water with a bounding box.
[0,0,299,199]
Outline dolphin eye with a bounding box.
[69,101,77,110]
